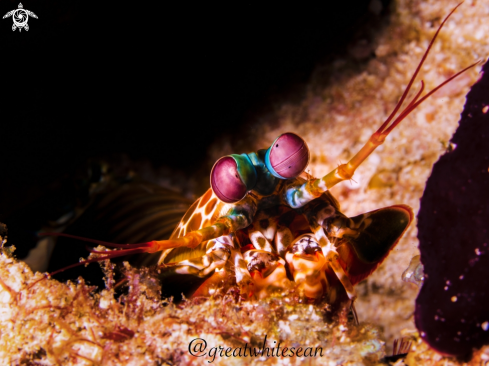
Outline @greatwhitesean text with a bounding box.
[188,335,325,363]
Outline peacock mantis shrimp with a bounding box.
[44,3,478,311]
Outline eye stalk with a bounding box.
[265,132,310,179]
[210,154,257,203]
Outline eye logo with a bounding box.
[3,3,38,32]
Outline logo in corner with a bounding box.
[3,3,38,32]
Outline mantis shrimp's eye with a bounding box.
[210,154,257,203]
[265,132,310,179]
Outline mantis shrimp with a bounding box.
[45,3,478,311]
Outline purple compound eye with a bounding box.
[265,132,310,179]
[210,156,248,203]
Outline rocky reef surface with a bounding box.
[0,249,385,365]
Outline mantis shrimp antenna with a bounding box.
[38,232,158,276]
[314,2,480,191]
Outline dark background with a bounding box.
[0,0,391,259]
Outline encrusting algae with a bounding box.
[3,242,489,364]
[0,247,385,365]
